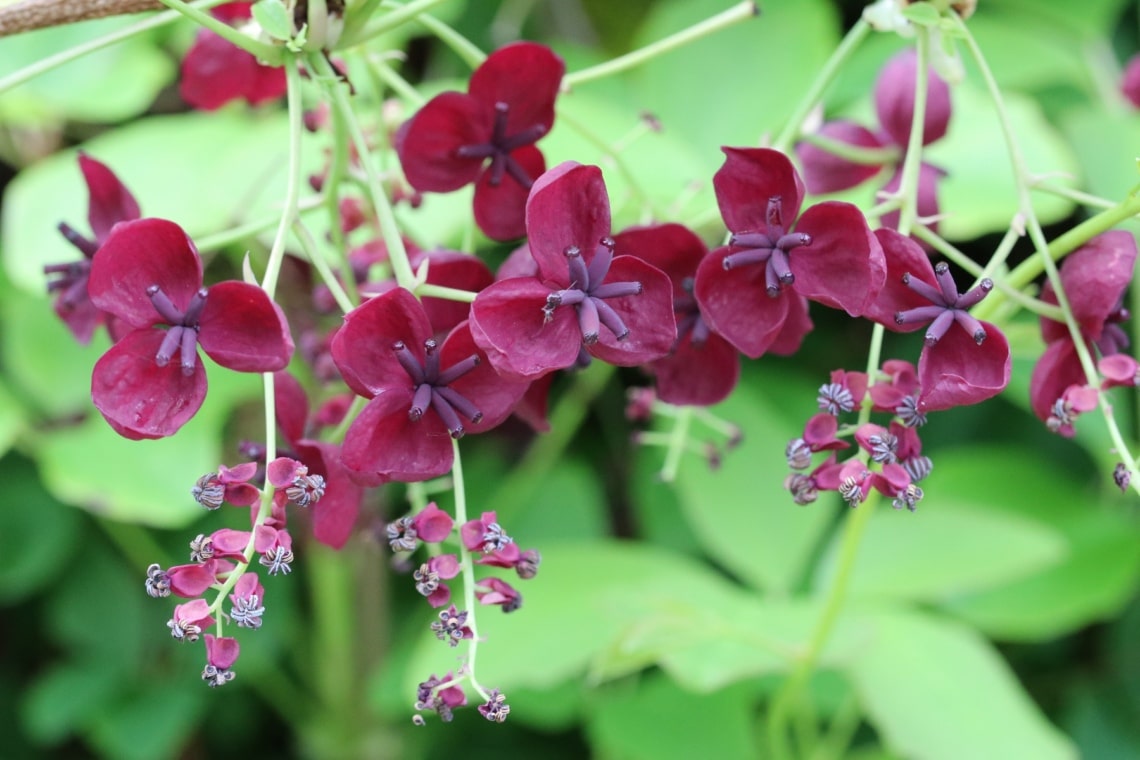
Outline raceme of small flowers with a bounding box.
[38,20,1140,723]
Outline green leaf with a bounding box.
[932,448,1140,640]
[813,496,1067,602]
[253,0,294,41]
[927,84,1078,240]
[0,375,24,458]
[901,3,942,26]
[86,681,206,760]
[669,383,833,594]
[984,0,1133,41]
[848,609,1077,760]
[0,17,174,126]
[20,659,121,745]
[0,452,81,604]
[963,14,1090,93]
[34,362,258,528]
[585,675,761,760]
[1062,108,1140,218]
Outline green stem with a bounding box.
[450,438,491,701]
[894,28,930,237]
[0,0,227,95]
[659,406,692,483]
[809,691,862,760]
[773,18,871,153]
[798,131,900,166]
[339,0,451,48]
[312,52,417,290]
[261,54,305,299]
[562,1,759,90]
[414,283,477,303]
[414,12,486,68]
[308,543,357,727]
[194,194,325,252]
[370,55,426,105]
[154,0,281,62]
[768,493,878,760]
[1031,180,1115,210]
[293,220,356,314]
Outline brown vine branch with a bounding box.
[0,0,163,38]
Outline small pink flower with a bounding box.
[168,598,214,642]
[476,577,522,613]
[411,503,454,543]
[202,634,240,687]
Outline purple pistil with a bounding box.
[455,101,547,189]
[392,338,483,438]
[45,222,100,310]
[723,196,812,297]
[543,237,643,345]
[894,263,993,346]
[147,285,208,376]
[673,277,710,348]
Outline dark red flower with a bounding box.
[331,288,529,484]
[694,147,883,358]
[470,162,676,378]
[88,218,294,439]
[397,42,564,241]
[612,224,740,406]
[46,153,140,344]
[180,2,286,111]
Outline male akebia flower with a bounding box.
[331,288,530,484]
[694,147,885,359]
[46,153,141,344]
[202,634,240,688]
[229,573,266,630]
[430,605,473,647]
[415,673,467,723]
[168,599,214,643]
[180,2,286,111]
[397,42,565,241]
[87,218,293,439]
[470,162,677,379]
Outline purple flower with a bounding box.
[88,218,294,439]
[179,2,286,111]
[415,554,460,608]
[202,633,240,687]
[415,673,467,722]
[694,147,884,358]
[412,502,454,543]
[612,224,740,406]
[430,605,473,647]
[168,599,214,642]
[397,42,565,241]
[46,153,140,344]
[475,577,522,613]
[470,162,677,378]
[229,573,266,629]
[331,288,529,484]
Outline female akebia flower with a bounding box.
[331,288,529,484]
[612,224,740,406]
[179,2,286,111]
[694,147,885,358]
[470,162,676,379]
[46,153,140,344]
[867,229,1010,412]
[396,42,565,241]
[87,218,294,440]
[1029,231,1137,431]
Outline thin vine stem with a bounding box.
[261,54,305,299]
[450,438,491,702]
[153,0,280,62]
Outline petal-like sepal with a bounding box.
[198,281,293,372]
[440,321,528,432]
[587,256,677,367]
[89,218,203,328]
[1041,231,1137,343]
[79,153,140,242]
[332,287,434,398]
[473,145,545,241]
[875,49,951,148]
[713,147,804,235]
[91,329,207,439]
[796,121,888,194]
[790,201,885,316]
[397,92,491,192]
[470,277,581,379]
[341,389,452,485]
[864,228,938,331]
[468,42,564,135]
[650,331,740,407]
[694,245,790,359]
[525,162,611,283]
[1028,338,1085,424]
[918,320,1010,411]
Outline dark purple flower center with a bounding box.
[542,237,643,345]
[674,277,711,348]
[44,222,100,310]
[723,196,812,297]
[455,101,547,189]
[1097,299,1131,355]
[147,285,209,376]
[393,338,483,439]
[894,263,993,346]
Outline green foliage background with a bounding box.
[1,0,1140,758]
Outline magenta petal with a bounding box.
[79,153,140,241]
[694,245,790,359]
[918,320,1011,412]
[864,227,938,331]
[613,223,706,294]
[332,287,433,398]
[91,329,207,440]
[767,293,814,356]
[414,250,494,334]
[473,145,545,241]
[790,201,885,316]
[294,440,362,549]
[441,321,529,432]
[1029,339,1085,423]
[1052,231,1137,342]
[204,634,240,669]
[55,297,104,346]
[470,277,581,379]
[875,49,951,147]
[197,281,293,372]
[650,331,739,406]
[245,60,286,106]
[412,503,454,543]
[398,92,490,192]
[588,256,677,366]
[795,121,889,194]
[341,389,453,485]
[274,371,309,444]
[168,561,218,597]
[468,42,564,134]
[1123,54,1140,108]
[880,163,944,233]
[88,218,203,328]
[713,147,805,234]
[179,30,258,111]
[525,162,611,283]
